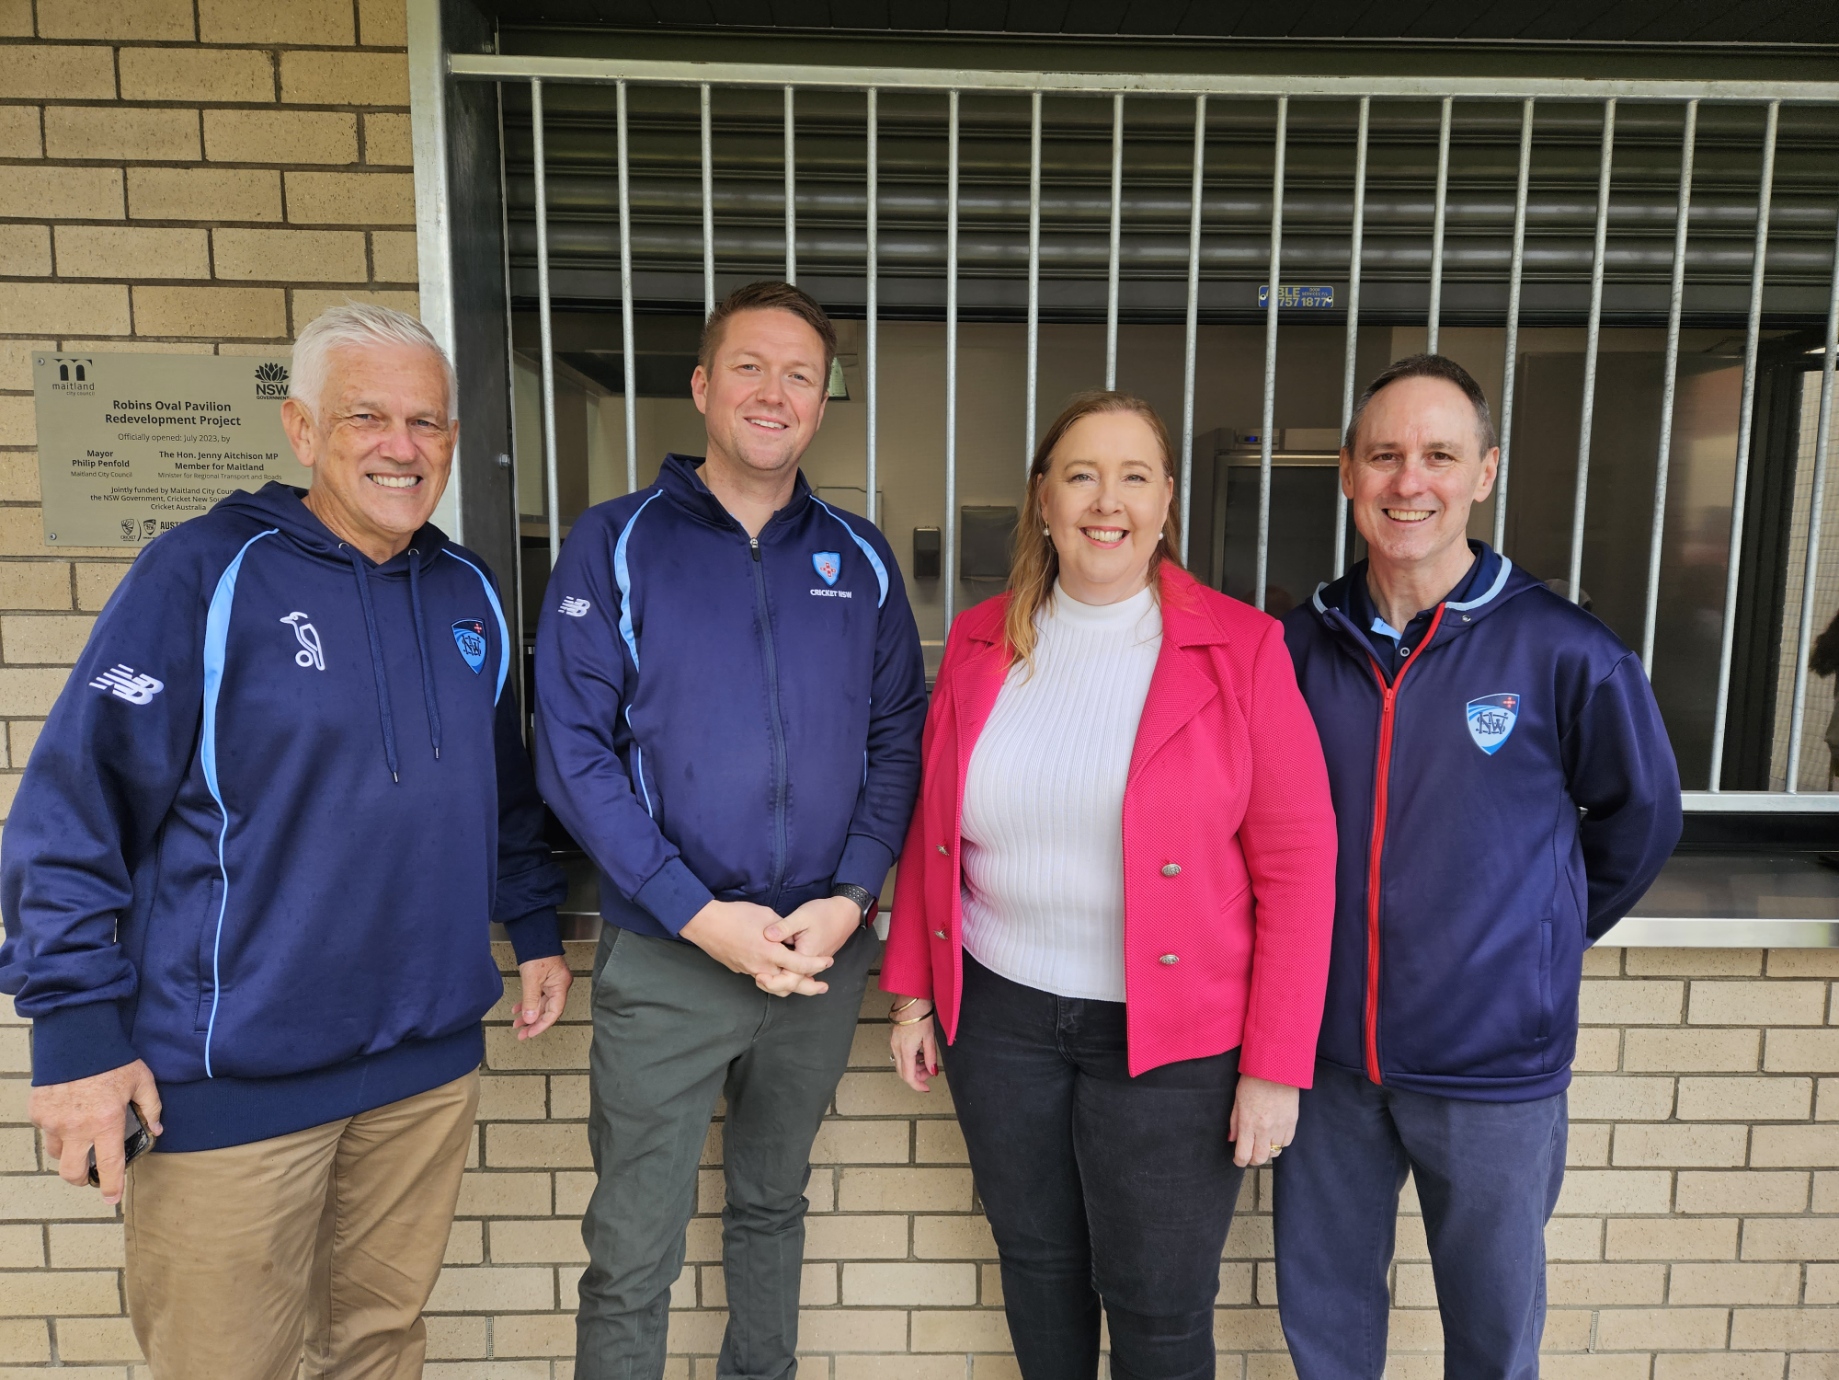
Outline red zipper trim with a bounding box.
[1360,602,1447,1085]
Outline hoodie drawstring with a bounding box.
[407,552,443,761]
[344,546,447,783]
[347,550,401,783]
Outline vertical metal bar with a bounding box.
[1640,99,1698,673]
[866,88,879,526]
[617,80,637,495]
[1566,98,1616,602]
[1025,90,1042,475]
[1179,94,1207,565]
[1335,96,1369,579]
[700,83,714,317]
[1709,99,1780,791]
[1785,204,1839,791]
[531,79,562,569]
[1494,97,1534,553]
[1255,96,1287,613]
[493,80,525,674]
[783,85,796,284]
[1105,91,1123,390]
[1427,95,1452,356]
[945,90,960,627]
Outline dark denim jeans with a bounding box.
[947,952,1245,1380]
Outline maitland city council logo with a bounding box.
[40,357,96,393]
[254,361,290,398]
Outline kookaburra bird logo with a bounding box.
[281,612,324,670]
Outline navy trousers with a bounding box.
[1273,1060,1567,1380]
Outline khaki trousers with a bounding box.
[123,1069,480,1380]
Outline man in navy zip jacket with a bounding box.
[536,282,927,1379]
[0,305,569,1379]
[1275,355,1681,1380]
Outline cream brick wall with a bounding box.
[8,937,1839,1377]
[0,0,417,814]
[2,5,1838,1378]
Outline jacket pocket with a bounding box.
[1537,915,1554,1044]
[193,874,223,1032]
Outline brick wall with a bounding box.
[2,6,1838,1378]
[0,0,417,1361]
[0,0,418,825]
[424,945,1835,1380]
[10,935,1839,1376]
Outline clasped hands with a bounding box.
[679,895,861,997]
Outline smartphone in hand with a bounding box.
[86,1102,154,1188]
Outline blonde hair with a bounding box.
[1003,391,1184,667]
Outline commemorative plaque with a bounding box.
[33,352,298,547]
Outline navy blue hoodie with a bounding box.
[0,483,566,1150]
[535,455,927,937]
[1281,543,1682,1102]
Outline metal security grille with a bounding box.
[447,54,1839,812]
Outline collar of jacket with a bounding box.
[656,452,814,539]
[1308,540,1530,663]
[951,563,1228,786]
[216,481,448,577]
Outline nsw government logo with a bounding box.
[452,619,487,674]
[254,361,290,398]
[1465,693,1520,756]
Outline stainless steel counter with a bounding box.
[1604,852,1839,946]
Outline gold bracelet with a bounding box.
[892,1009,934,1026]
[889,996,924,1015]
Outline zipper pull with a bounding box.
[750,537,761,563]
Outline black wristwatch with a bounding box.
[830,883,877,925]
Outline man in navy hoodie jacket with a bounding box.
[0,304,569,1379]
[1276,355,1681,1380]
[536,282,927,1378]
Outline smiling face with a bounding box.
[281,339,455,563]
[691,307,829,487]
[1343,373,1498,579]
[1037,409,1174,605]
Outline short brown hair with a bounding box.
[1345,352,1497,454]
[698,280,837,377]
[1005,391,1184,668]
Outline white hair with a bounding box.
[290,302,457,420]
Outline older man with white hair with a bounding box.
[0,303,570,1380]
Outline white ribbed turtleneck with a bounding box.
[959,581,1162,1002]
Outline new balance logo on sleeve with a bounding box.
[559,596,591,617]
[89,665,164,705]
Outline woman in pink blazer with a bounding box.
[881,391,1336,1380]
